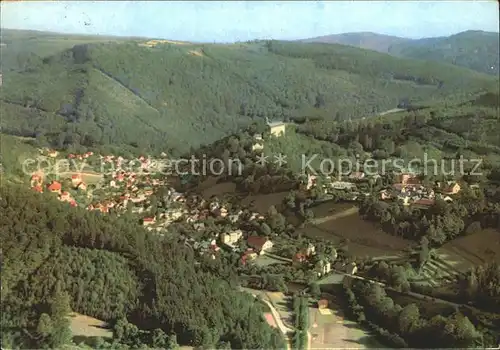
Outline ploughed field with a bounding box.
[303,202,412,258]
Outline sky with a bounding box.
[1,1,499,42]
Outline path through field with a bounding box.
[311,206,359,225]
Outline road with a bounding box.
[241,288,293,350]
[261,298,294,334]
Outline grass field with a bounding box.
[241,191,289,213]
[309,294,382,349]
[69,312,112,342]
[198,178,289,213]
[439,229,500,270]
[303,202,412,258]
[58,171,104,185]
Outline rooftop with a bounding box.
[265,117,285,127]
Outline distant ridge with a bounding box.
[299,30,500,75]
[298,32,412,53]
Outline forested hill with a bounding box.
[388,30,500,76]
[0,184,285,349]
[299,30,500,76]
[298,32,411,53]
[0,29,497,156]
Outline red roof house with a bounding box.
[32,185,43,193]
[247,236,273,254]
[412,198,435,208]
[142,217,156,226]
[47,181,62,193]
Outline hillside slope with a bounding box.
[0,28,144,72]
[299,32,411,53]
[388,30,500,76]
[0,30,497,155]
[0,184,285,349]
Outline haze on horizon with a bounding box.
[1,1,499,42]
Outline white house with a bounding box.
[221,230,243,247]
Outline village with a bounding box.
[21,118,497,350]
[25,119,472,278]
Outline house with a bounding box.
[220,207,228,217]
[227,214,240,224]
[412,198,435,208]
[380,189,392,200]
[442,182,461,195]
[348,172,365,181]
[293,253,307,263]
[32,185,43,193]
[252,134,264,151]
[142,217,156,226]
[210,240,220,252]
[400,196,411,206]
[71,174,82,187]
[399,172,418,185]
[315,260,332,277]
[59,191,71,202]
[47,181,62,194]
[193,223,205,231]
[346,262,358,275]
[307,174,317,190]
[76,182,87,191]
[441,195,453,202]
[247,236,273,255]
[318,299,328,309]
[330,181,355,190]
[221,230,243,246]
[266,117,286,137]
[30,174,42,186]
[70,200,77,207]
[48,150,59,158]
[241,249,258,265]
[303,243,316,256]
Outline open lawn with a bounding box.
[59,171,104,185]
[69,312,112,342]
[198,178,289,214]
[254,254,288,267]
[303,203,411,258]
[265,291,294,328]
[439,229,500,271]
[309,294,382,349]
[241,191,289,214]
[310,201,357,218]
[200,178,237,197]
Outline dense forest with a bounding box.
[343,278,484,348]
[1,29,497,156]
[0,185,285,349]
